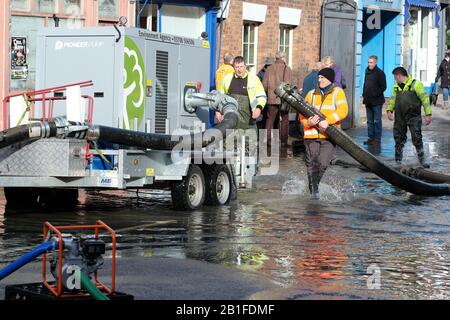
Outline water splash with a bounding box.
[281,179,356,203]
[281,179,307,196]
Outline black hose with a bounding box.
[330,158,370,172]
[87,112,239,151]
[400,167,450,184]
[0,122,57,149]
[275,83,450,196]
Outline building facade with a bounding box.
[1,0,136,128]
[217,0,322,88]
[356,0,404,99]
[134,0,221,91]
[402,0,441,92]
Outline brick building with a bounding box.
[217,0,322,87]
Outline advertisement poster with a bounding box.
[11,37,28,80]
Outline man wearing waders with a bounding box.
[387,67,432,168]
[300,68,349,199]
[217,56,267,156]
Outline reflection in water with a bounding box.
[0,126,449,299]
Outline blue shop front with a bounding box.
[357,0,404,98]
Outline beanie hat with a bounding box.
[318,67,335,83]
[392,66,408,76]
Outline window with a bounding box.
[36,0,58,13]
[420,9,429,49]
[279,25,294,67]
[243,22,258,71]
[10,0,31,11]
[420,9,429,81]
[98,0,119,19]
[62,0,83,16]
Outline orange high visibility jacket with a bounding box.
[300,85,349,139]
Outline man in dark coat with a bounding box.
[435,51,450,109]
[263,51,293,157]
[362,55,387,145]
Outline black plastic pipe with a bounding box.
[87,112,239,151]
[275,83,450,196]
[0,121,56,149]
[400,167,450,184]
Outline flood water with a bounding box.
[1,117,449,299]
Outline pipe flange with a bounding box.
[86,126,100,142]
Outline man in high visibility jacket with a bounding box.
[300,68,349,198]
[215,52,234,90]
[387,66,432,168]
[217,56,267,161]
[217,56,267,129]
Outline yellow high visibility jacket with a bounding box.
[300,85,349,139]
[219,71,267,111]
[215,64,235,90]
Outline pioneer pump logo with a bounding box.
[54,41,104,50]
[123,37,146,130]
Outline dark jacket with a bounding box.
[435,58,450,88]
[262,59,293,105]
[363,65,387,106]
[302,70,318,98]
[257,65,269,82]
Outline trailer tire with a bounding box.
[171,165,205,211]
[3,187,39,208]
[37,189,79,209]
[4,188,79,209]
[204,165,232,206]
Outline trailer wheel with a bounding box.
[37,189,79,209]
[171,165,205,211]
[3,187,39,208]
[204,165,232,206]
[4,188,78,209]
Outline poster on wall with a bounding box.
[11,37,28,80]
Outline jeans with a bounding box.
[366,104,382,141]
[443,87,449,102]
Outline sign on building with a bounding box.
[11,37,28,80]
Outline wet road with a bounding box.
[0,110,449,299]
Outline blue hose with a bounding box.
[0,241,57,281]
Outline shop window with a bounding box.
[420,9,429,49]
[138,4,158,31]
[62,0,83,16]
[36,0,58,13]
[98,0,119,19]
[161,5,205,38]
[279,25,294,67]
[10,0,31,12]
[49,16,84,28]
[243,22,258,71]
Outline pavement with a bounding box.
[0,257,281,300]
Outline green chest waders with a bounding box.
[229,94,257,155]
[393,82,425,162]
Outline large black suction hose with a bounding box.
[274,83,450,196]
[0,117,86,149]
[86,92,239,150]
[0,93,238,152]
